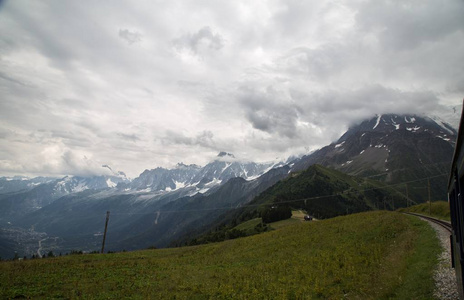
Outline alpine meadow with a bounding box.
[1,0,464,299]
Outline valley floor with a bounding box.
[0,211,441,299]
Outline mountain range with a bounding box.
[119,152,280,193]
[0,114,457,259]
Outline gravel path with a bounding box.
[424,219,459,300]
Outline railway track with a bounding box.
[404,212,452,233]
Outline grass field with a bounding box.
[0,211,440,299]
[268,217,301,230]
[233,218,263,232]
[268,210,319,230]
[289,210,307,221]
[397,201,450,221]
[232,210,309,232]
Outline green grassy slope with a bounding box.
[0,211,440,299]
[178,165,409,247]
[234,210,306,232]
[246,164,408,219]
[233,218,263,232]
[397,200,450,221]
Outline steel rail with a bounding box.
[404,212,452,233]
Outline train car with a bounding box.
[448,103,464,299]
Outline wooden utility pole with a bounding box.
[428,179,431,216]
[101,211,110,254]
[406,183,409,208]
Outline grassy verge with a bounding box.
[289,210,307,221]
[0,211,440,299]
[397,201,450,221]
[268,210,308,230]
[269,217,301,230]
[233,210,307,232]
[391,215,440,299]
[233,218,262,232]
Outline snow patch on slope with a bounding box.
[437,136,451,142]
[106,178,117,188]
[73,180,89,192]
[174,180,186,190]
[406,126,420,132]
[335,141,345,148]
[373,114,382,129]
[429,116,455,135]
[404,116,416,123]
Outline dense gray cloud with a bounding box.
[119,29,143,45]
[173,26,224,55]
[163,130,216,149]
[0,0,463,177]
[238,86,303,138]
[117,132,140,142]
[355,0,464,51]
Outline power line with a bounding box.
[365,160,451,179]
[21,173,450,245]
[27,161,450,220]
[108,173,448,216]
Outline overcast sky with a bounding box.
[1,0,463,178]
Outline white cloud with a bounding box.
[0,0,463,178]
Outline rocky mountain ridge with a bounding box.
[123,153,277,194]
[292,114,456,201]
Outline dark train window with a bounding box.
[458,175,464,257]
[450,187,457,229]
[451,174,462,255]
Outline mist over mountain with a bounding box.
[117,153,278,193]
[292,114,455,201]
[0,114,457,259]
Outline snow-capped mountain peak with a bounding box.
[175,162,201,170]
[52,174,129,195]
[339,114,457,142]
[125,153,278,193]
[292,113,457,180]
